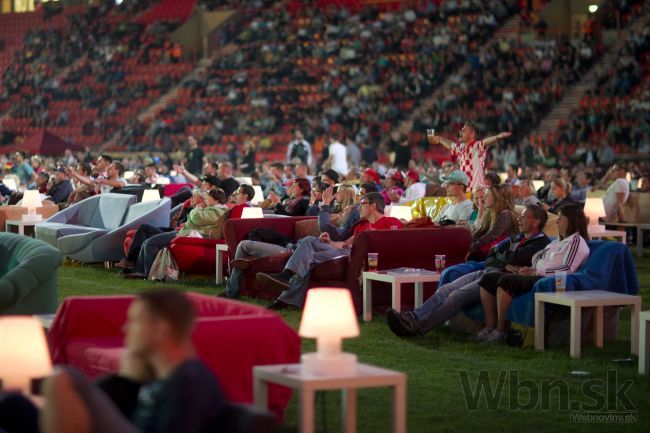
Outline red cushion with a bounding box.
[169,238,228,274]
[123,229,137,255]
[64,337,123,377]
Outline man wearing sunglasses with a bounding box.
[257,192,403,310]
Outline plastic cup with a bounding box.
[367,252,379,272]
[555,271,567,293]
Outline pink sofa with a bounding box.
[48,292,300,419]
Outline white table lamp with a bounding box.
[141,189,161,202]
[241,207,264,219]
[299,288,360,376]
[498,172,508,183]
[389,205,412,222]
[0,317,53,394]
[584,197,606,231]
[124,170,135,180]
[532,180,544,192]
[235,177,253,185]
[155,177,170,185]
[252,186,264,205]
[21,190,42,222]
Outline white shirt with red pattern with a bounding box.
[450,139,486,188]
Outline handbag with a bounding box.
[148,247,179,281]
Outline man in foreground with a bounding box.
[40,289,226,433]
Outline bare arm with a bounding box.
[428,135,453,150]
[175,164,200,186]
[481,132,512,147]
[66,168,93,187]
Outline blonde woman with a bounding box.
[467,184,519,261]
[318,185,361,241]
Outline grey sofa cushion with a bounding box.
[36,223,109,247]
[89,194,135,230]
[124,200,165,225]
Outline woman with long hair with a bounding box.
[466,184,519,261]
[317,184,361,241]
[475,205,590,343]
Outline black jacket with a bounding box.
[483,232,551,269]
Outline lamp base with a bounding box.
[21,213,42,223]
[301,352,358,376]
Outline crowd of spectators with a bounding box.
[120,0,519,154]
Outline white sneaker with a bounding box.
[482,329,506,344]
[469,327,494,342]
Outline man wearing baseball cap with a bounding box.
[433,170,473,224]
[397,169,426,204]
[47,166,73,204]
[428,121,511,188]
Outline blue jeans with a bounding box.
[412,269,495,334]
[278,236,349,307]
[223,240,288,297]
[133,231,178,275]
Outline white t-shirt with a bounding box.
[603,178,629,222]
[329,141,349,177]
[398,182,426,204]
[100,177,127,195]
[434,199,474,223]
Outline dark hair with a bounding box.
[207,188,227,204]
[99,154,113,164]
[525,204,548,232]
[145,163,156,169]
[137,289,195,340]
[239,184,255,201]
[112,161,125,177]
[359,183,378,193]
[294,177,311,196]
[558,205,589,241]
[78,162,91,175]
[271,162,284,170]
[485,171,502,186]
[362,191,386,213]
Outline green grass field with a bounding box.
[57,252,650,433]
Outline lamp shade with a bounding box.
[251,186,264,205]
[141,189,161,202]
[235,177,253,185]
[299,288,359,339]
[22,190,42,208]
[389,205,412,221]
[241,207,264,219]
[0,317,53,393]
[155,177,170,185]
[584,197,606,225]
[532,180,544,191]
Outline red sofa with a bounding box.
[48,293,300,419]
[223,218,472,313]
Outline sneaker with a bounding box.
[469,327,494,342]
[385,308,420,337]
[256,270,293,290]
[482,329,506,345]
[115,259,134,270]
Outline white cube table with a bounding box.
[535,290,641,358]
[587,227,627,244]
[639,311,650,375]
[253,363,406,433]
[362,271,440,322]
[6,219,39,236]
[215,243,229,285]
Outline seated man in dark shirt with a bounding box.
[40,289,227,433]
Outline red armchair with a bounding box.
[48,293,300,419]
[223,217,472,312]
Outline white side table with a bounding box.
[588,227,627,244]
[362,271,440,322]
[253,363,406,433]
[215,243,229,285]
[639,311,650,375]
[6,219,39,236]
[535,290,641,358]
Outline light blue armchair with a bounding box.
[35,193,171,263]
